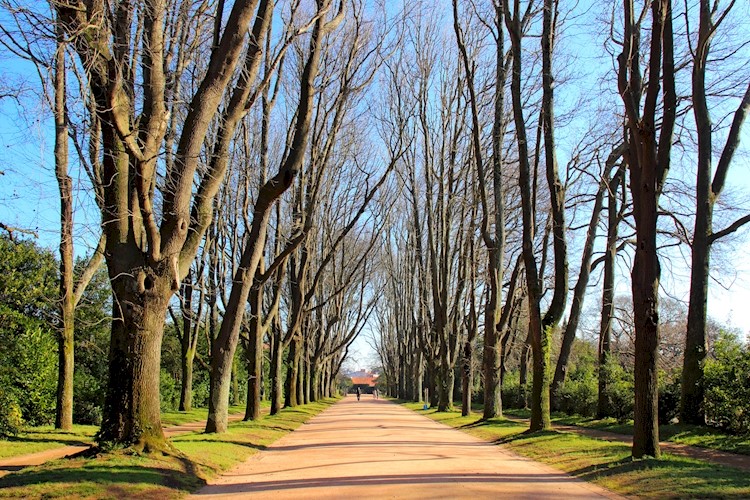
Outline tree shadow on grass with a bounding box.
[460,418,526,430]
[491,429,560,445]
[174,438,268,452]
[4,435,91,448]
[0,462,207,494]
[576,456,750,498]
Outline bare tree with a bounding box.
[52,0,294,450]
[618,0,677,458]
[681,0,750,425]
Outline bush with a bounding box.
[658,372,681,424]
[704,332,750,434]
[501,371,529,410]
[598,356,634,420]
[160,369,179,412]
[0,388,23,437]
[0,237,58,426]
[74,370,104,425]
[559,377,598,416]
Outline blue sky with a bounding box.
[1,0,749,344]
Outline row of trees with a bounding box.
[373,0,749,459]
[0,0,402,451]
[0,0,748,462]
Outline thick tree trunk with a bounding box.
[55,318,74,430]
[99,273,172,451]
[631,242,661,457]
[618,0,675,459]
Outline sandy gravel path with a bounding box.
[192,396,622,499]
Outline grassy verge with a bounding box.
[1,404,262,460]
[161,404,250,427]
[503,408,750,456]
[404,403,750,499]
[0,426,97,460]
[0,398,337,498]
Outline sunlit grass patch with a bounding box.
[553,414,750,456]
[0,425,97,459]
[160,404,249,427]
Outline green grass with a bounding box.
[404,403,750,499]
[502,408,750,456]
[1,404,263,461]
[0,398,338,499]
[160,404,250,427]
[0,425,97,459]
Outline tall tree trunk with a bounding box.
[598,165,624,418]
[453,0,507,420]
[682,0,750,425]
[552,144,622,409]
[245,281,264,420]
[206,0,335,432]
[270,327,284,415]
[619,0,675,459]
[179,346,195,412]
[53,23,74,431]
[285,335,300,407]
[518,329,531,409]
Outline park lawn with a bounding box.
[0,404,260,461]
[405,403,750,499]
[0,425,97,459]
[504,408,750,456]
[0,398,338,499]
[160,403,250,427]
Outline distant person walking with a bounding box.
[356,387,361,401]
[373,388,379,399]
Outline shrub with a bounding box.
[704,332,750,434]
[160,369,179,412]
[0,388,23,437]
[559,377,598,416]
[598,356,634,420]
[658,372,681,424]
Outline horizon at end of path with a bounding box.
[192,396,624,499]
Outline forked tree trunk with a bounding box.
[598,166,624,419]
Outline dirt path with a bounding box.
[192,396,622,499]
[0,412,246,479]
